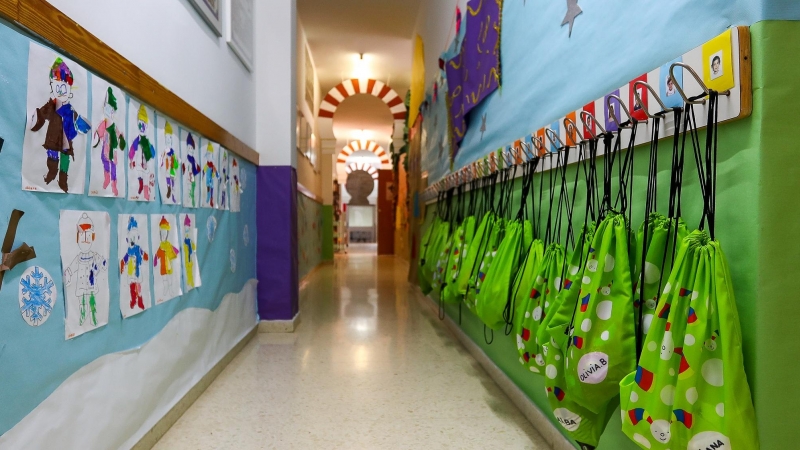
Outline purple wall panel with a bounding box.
[256,166,299,321]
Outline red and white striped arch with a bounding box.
[346,162,379,179]
[319,79,407,122]
[337,140,390,164]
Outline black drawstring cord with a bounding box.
[636,115,661,362]
[484,324,494,345]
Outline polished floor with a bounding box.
[154,252,551,449]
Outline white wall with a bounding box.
[45,0,257,149]
[255,0,297,166]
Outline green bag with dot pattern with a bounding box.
[619,231,758,450]
[537,224,618,449]
[475,221,525,330]
[465,218,505,311]
[515,242,564,373]
[429,223,454,299]
[564,213,637,414]
[418,218,446,294]
[441,216,477,304]
[445,212,494,303]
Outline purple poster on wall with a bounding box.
[446,0,503,157]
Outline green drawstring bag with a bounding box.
[564,213,637,414]
[431,225,456,300]
[634,214,688,343]
[515,242,564,373]
[475,221,525,330]
[417,217,439,294]
[465,218,505,311]
[510,238,544,359]
[539,224,618,449]
[619,231,758,450]
[420,219,448,293]
[441,216,477,304]
[446,212,494,302]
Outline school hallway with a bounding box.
[153,252,552,449]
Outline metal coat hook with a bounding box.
[670,62,730,105]
[606,94,641,130]
[531,135,547,155]
[502,148,515,167]
[520,140,535,161]
[563,117,584,144]
[633,80,672,118]
[580,110,606,139]
[545,128,566,151]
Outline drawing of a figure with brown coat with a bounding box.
[30,58,91,193]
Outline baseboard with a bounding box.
[131,325,258,450]
[299,261,330,290]
[258,312,301,333]
[417,290,577,450]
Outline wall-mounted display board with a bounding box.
[422,27,751,201]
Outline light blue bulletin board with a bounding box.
[422,0,800,181]
[0,18,257,436]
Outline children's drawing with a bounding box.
[243,224,249,246]
[207,215,217,243]
[230,156,242,212]
[60,211,110,339]
[22,44,90,194]
[240,162,247,190]
[157,117,182,205]
[230,249,237,273]
[89,81,126,198]
[150,214,182,304]
[217,148,230,210]
[18,266,56,327]
[180,214,202,292]
[181,130,201,208]
[118,215,152,318]
[127,100,157,201]
[201,139,220,208]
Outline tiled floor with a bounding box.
[153,253,552,449]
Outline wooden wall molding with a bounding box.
[296,182,323,204]
[0,0,260,165]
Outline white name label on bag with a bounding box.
[688,431,731,450]
[578,352,609,384]
[553,408,582,432]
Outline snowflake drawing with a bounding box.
[207,215,217,243]
[18,266,57,327]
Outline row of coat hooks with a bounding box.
[422,27,751,201]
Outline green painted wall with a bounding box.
[422,21,796,449]
[751,20,800,450]
[321,205,334,261]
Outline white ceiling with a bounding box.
[298,0,423,98]
[332,94,394,145]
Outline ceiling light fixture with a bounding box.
[354,53,370,81]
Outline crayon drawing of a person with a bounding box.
[154,216,179,298]
[120,216,149,311]
[183,133,201,207]
[183,215,197,289]
[30,58,91,192]
[64,213,108,326]
[92,87,125,196]
[129,105,155,200]
[203,142,218,208]
[160,122,180,203]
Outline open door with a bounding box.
[377,169,395,255]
